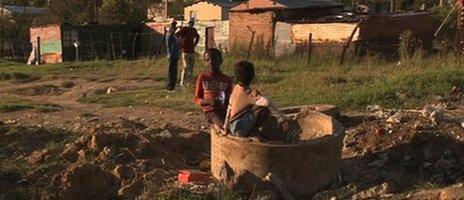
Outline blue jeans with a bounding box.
[229,111,256,136]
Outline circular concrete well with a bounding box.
[211,108,346,198]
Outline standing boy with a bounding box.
[194,48,232,128]
[166,21,180,92]
[177,20,200,87]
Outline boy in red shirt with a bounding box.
[194,48,232,128]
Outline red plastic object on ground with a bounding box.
[178,169,210,184]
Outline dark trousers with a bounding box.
[167,58,178,90]
[205,109,226,128]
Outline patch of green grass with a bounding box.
[34,104,62,113]
[3,52,464,111]
[0,103,34,112]
[0,102,61,113]
[78,85,197,112]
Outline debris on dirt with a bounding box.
[118,179,144,198]
[60,81,76,88]
[406,182,464,200]
[26,149,57,165]
[158,129,173,139]
[106,87,117,94]
[13,84,64,96]
[351,182,394,199]
[178,169,210,185]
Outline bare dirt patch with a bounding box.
[13,84,64,96]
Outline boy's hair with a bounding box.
[206,48,223,73]
[234,60,255,86]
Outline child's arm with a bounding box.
[254,91,286,123]
[223,95,233,132]
[194,75,214,107]
[194,75,204,106]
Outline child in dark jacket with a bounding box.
[194,48,232,128]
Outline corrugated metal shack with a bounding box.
[30,24,146,63]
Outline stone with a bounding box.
[106,87,117,94]
[157,129,172,139]
[118,179,144,198]
[60,163,119,200]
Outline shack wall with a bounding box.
[289,22,358,54]
[229,11,275,50]
[30,25,62,64]
[359,13,436,42]
[61,24,143,61]
[184,2,223,21]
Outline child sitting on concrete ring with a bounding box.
[223,60,288,141]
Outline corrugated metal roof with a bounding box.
[186,0,242,8]
[1,6,45,15]
[279,0,343,9]
[231,0,343,11]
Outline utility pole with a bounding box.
[0,0,4,58]
[164,0,168,19]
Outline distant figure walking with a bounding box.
[177,20,200,87]
[166,21,180,92]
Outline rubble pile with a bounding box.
[329,100,464,199]
[0,117,214,199]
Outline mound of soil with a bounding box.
[60,163,119,199]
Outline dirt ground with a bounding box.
[0,76,463,199]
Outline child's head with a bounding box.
[204,48,223,74]
[234,60,255,86]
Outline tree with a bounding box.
[99,0,148,24]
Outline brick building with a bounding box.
[229,0,437,56]
[229,0,344,49]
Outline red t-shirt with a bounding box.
[176,27,200,53]
[194,72,232,112]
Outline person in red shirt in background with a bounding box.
[194,48,232,128]
[177,20,200,87]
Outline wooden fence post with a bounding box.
[307,33,312,65]
[107,34,111,60]
[89,35,96,59]
[110,33,116,60]
[132,32,139,59]
[246,26,255,60]
[36,36,41,65]
[340,20,363,65]
[118,36,123,59]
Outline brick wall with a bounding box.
[359,13,436,42]
[229,11,275,50]
[30,25,62,64]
